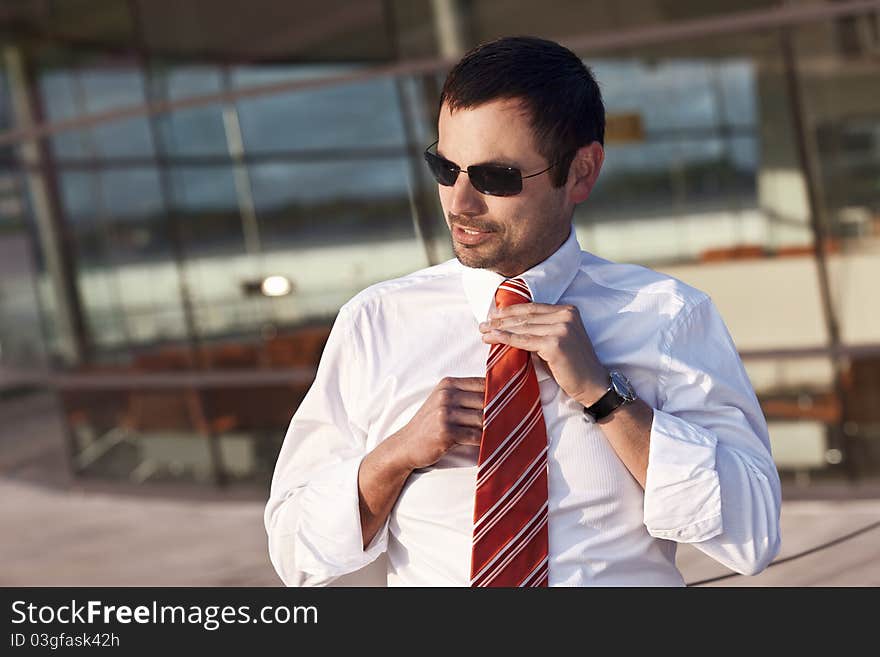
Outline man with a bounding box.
[264,35,781,587]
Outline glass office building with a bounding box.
[0,0,878,491]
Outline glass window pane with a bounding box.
[743,356,838,481]
[595,60,723,132]
[792,18,880,480]
[39,70,89,160]
[58,168,190,352]
[100,167,164,218]
[169,165,240,215]
[79,69,154,159]
[177,157,427,338]
[578,32,823,267]
[40,68,156,160]
[153,67,229,157]
[233,64,406,151]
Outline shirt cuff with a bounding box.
[643,408,723,542]
[294,454,390,579]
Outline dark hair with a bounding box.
[438,35,605,188]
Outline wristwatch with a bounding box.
[582,369,637,422]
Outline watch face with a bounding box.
[609,370,636,402]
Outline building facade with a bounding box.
[0,0,878,490]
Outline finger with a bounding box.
[453,426,483,447]
[489,302,564,317]
[447,407,485,428]
[481,314,569,331]
[441,376,486,392]
[487,322,559,336]
[454,390,486,410]
[481,330,543,352]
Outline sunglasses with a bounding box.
[423,140,569,197]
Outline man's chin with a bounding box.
[453,246,502,271]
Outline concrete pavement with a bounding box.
[1,389,878,586]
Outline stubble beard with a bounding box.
[453,236,553,278]
[449,195,569,275]
[452,239,510,272]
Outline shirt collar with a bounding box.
[460,225,582,322]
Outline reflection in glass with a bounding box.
[40,69,155,160]
[152,67,229,156]
[18,14,879,489]
[233,64,407,151]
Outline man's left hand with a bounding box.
[478,302,609,406]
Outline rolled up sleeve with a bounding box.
[264,303,389,586]
[643,295,782,576]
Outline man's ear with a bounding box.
[568,142,604,204]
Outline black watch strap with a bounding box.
[583,385,625,422]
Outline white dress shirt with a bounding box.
[264,226,782,586]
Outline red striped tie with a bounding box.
[470,276,550,587]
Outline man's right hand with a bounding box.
[357,376,486,548]
[395,376,486,470]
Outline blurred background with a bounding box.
[0,0,878,586]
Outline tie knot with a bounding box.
[495,277,532,309]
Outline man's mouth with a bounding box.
[454,222,496,233]
[452,223,496,245]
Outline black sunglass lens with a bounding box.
[424,152,459,186]
[469,166,522,196]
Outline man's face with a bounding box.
[436,98,575,277]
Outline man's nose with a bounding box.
[449,171,487,217]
